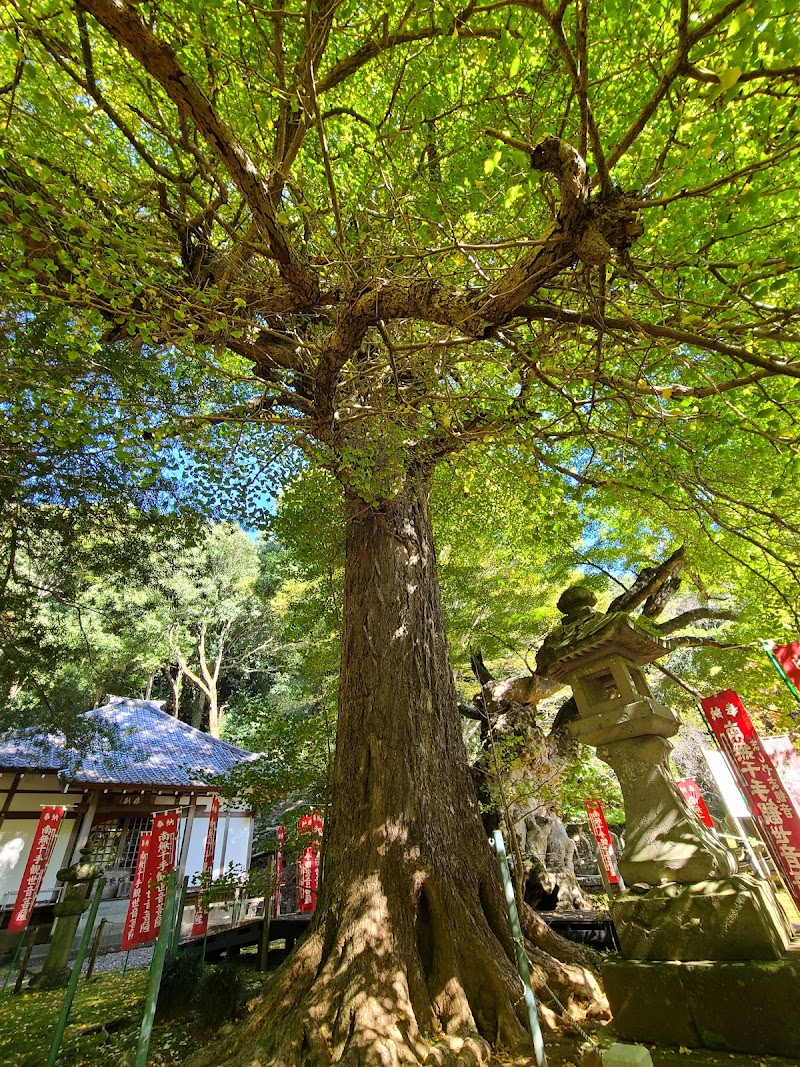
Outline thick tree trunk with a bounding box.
[188,468,604,1066]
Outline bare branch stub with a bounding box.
[608,546,686,614]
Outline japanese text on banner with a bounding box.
[121,831,152,950]
[701,689,800,910]
[191,796,220,938]
[8,806,65,933]
[676,778,715,828]
[140,810,179,943]
[583,798,619,886]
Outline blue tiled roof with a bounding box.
[0,698,258,788]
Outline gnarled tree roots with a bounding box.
[184,896,606,1067]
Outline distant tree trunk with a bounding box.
[189,686,206,730]
[207,690,219,738]
[162,663,182,718]
[189,466,604,1066]
[4,677,23,704]
[169,620,227,737]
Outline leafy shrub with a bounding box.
[156,951,204,1020]
[195,962,248,1027]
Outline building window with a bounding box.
[119,817,153,869]
[88,819,124,868]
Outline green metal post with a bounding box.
[492,830,548,1067]
[1,932,27,995]
[45,877,105,1067]
[168,876,189,960]
[134,872,176,1067]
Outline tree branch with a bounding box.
[517,304,800,380]
[76,0,318,299]
[608,545,685,613]
[666,635,748,650]
[657,607,737,635]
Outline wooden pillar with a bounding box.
[69,792,99,863]
[0,773,22,833]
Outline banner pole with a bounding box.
[135,871,177,1067]
[760,640,800,710]
[13,927,39,995]
[701,690,800,912]
[492,830,548,1067]
[122,949,131,977]
[259,855,275,973]
[717,728,789,890]
[85,918,107,981]
[45,877,105,1067]
[661,676,768,880]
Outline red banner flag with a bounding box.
[763,736,800,812]
[139,810,179,943]
[191,796,220,937]
[273,826,285,918]
[298,812,324,836]
[771,641,800,691]
[583,798,620,886]
[297,843,319,913]
[676,778,715,828]
[8,806,65,932]
[701,690,800,910]
[121,831,152,950]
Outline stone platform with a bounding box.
[609,874,791,961]
[602,947,800,1059]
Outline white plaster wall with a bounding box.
[7,791,71,812]
[183,815,211,884]
[0,816,72,906]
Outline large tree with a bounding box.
[2,0,800,1062]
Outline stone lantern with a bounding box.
[536,584,800,1058]
[35,845,104,988]
[537,585,789,963]
[537,585,734,887]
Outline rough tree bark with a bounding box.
[188,466,604,1066]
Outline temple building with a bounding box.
[0,696,258,943]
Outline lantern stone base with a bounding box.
[602,950,800,1059]
[610,875,791,962]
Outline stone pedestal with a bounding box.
[578,718,735,885]
[610,874,791,961]
[603,949,800,1060]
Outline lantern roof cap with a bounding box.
[536,587,672,681]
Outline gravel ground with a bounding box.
[79,942,154,974]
